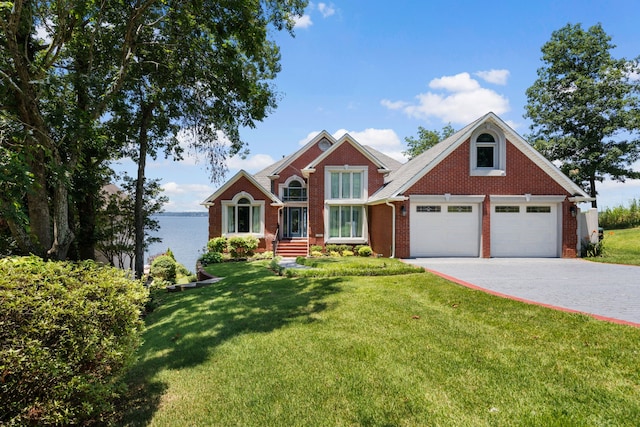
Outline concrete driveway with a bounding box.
[406,258,640,327]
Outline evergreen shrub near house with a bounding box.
[228,236,259,259]
[150,254,177,283]
[207,237,228,253]
[199,250,223,265]
[357,245,373,257]
[0,256,148,426]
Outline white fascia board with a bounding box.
[490,195,567,203]
[410,194,486,204]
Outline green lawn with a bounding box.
[587,227,640,266]
[119,258,640,426]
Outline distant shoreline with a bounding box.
[155,212,208,217]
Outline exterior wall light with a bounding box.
[569,205,577,218]
[400,205,407,217]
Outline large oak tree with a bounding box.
[0,0,306,262]
[525,23,640,208]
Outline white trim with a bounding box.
[324,166,368,201]
[470,123,506,176]
[410,194,486,204]
[490,195,566,203]
[201,169,281,206]
[323,203,368,244]
[221,192,266,237]
[278,175,307,201]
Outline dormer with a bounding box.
[469,122,506,176]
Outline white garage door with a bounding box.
[491,204,559,257]
[410,203,481,257]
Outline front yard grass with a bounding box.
[120,258,640,426]
[587,227,640,266]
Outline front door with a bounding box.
[284,207,307,238]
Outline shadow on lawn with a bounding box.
[118,261,342,425]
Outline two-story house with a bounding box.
[202,112,593,258]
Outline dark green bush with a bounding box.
[199,251,223,265]
[357,245,373,257]
[228,236,259,259]
[207,237,228,253]
[150,254,177,283]
[0,256,148,426]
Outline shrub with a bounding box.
[0,256,148,426]
[357,245,373,257]
[599,198,640,229]
[199,251,223,265]
[310,250,324,257]
[342,250,355,257]
[329,250,341,257]
[150,254,177,283]
[176,262,192,277]
[269,257,284,275]
[207,237,228,253]
[228,236,259,259]
[310,245,323,253]
[325,244,339,253]
[252,250,273,260]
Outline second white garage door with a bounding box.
[410,202,481,257]
[491,203,560,257]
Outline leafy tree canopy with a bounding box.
[525,23,640,207]
[403,124,455,159]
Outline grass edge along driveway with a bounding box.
[120,257,640,426]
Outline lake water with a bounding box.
[144,215,209,273]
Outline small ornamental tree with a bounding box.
[0,256,148,426]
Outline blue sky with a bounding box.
[113,0,640,211]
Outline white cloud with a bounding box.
[380,99,409,110]
[317,2,336,18]
[475,69,510,85]
[334,128,407,162]
[382,72,510,125]
[429,72,481,92]
[162,182,213,195]
[297,128,407,162]
[292,14,313,29]
[227,153,275,172]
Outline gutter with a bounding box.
[385,200,397,258]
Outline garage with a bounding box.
[409,196,484,257]
[490,196,564,257]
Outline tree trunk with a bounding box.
[48,178,75,260]
[134,102,155,279]
[25,148,52,256]
[589,175,598,209]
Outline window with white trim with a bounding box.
[470,125,506,176]
[329,205,363,238]
[222,193,264,235]
[330,171,363,199]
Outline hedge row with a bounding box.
[0,256,148,426]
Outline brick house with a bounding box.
[202,112,593,258]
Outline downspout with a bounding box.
[385,200,396,258]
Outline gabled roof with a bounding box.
[302,133,397,173]
[271,130,335,176]
[368,112,590,204]
[201,170,282,206]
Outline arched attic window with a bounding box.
[470,125,506,176]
